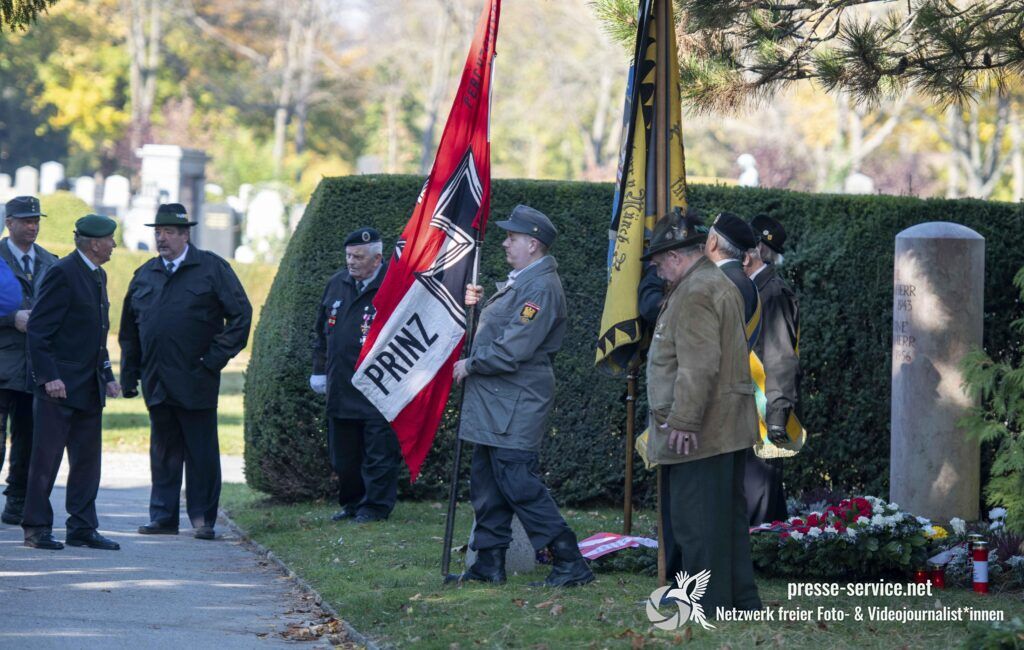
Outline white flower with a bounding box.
[989,507,1008,521]
[923,525,936,537]
[856,516,869,526]
[789,531,805,541]
[889,502,900,511]
[950,518,966,535]
[1007,556,1024,568]
[871,514,886,527]
[916,516,932,525]
[808,527,822,537]
[873,505,885,515]
[758,522,772,529]
[824,526,838,534]
[846,528,858,538]
[989,520,1004,531]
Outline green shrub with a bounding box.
[244,175,1024,505]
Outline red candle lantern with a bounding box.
[972,540,989,594]
[929,563,946,589]
[914,567,930,584]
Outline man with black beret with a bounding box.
[705,211,761,350]
[311,226,402,523]
[21,214,121,550]
[0,196,57,525]
[642,209,762,616]
[120,203,252,540]
[743,214,800,525]
[451,204,593,588]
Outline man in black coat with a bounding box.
[120,203,252,540]
[705,212,761,350]
[0,196,58,525]
[311,227,401,524]
[743,214,800,525]
[21,214,121,551]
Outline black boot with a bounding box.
[447,547,507,584]
[539,530,594,587]
[1,495,24,526]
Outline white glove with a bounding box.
[309,374,327,395]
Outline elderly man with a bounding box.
[22,215,121,550]
[743,214,800,525]
[120,203,252,540]
[0,197,57,525]
[450,204,593,588]
[311,227,402,524]
[643,209,762,616]
[705,211,761,350]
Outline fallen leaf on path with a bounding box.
[549,604,564,616]
[535,599,555,609]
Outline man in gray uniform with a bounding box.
[0,196,57,525]
[450,204,593,588]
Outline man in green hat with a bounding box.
[22,214,121,551]
[120,203,252,541]
[0,195,58,525]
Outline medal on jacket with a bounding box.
[327,300,341,329]
[360,306,375,344]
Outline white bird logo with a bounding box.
[664,570,715,630]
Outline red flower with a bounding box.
[789,518,805,527]
[780,532,791,539]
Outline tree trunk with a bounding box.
[273,13,303,176]
[126,0,161,170]
[418,0,457,174]
[1012,103,1024,201]
[293,0,318,158]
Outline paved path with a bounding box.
[0,453,348,648]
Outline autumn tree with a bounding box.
[1,0,59,31]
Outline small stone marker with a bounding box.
[890,222,983,522]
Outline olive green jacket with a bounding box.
[645,256,758,465]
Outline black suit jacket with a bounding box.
[119,246,252,410]
[719,259,762,350]
[27,252,114,412]
[752,265,800,428]
[312,264,386,420]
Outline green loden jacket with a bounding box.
[645,255,759,465]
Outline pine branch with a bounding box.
[1,0,59,31]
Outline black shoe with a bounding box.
[194,525,216,540]
[331,507,357,522]
[354,513,387,524]
[534,530,594,587]
[1,497,24,525]
[138,521,179,535]
[24,531,64,550]
[449,547,507,585]
[66,530,120,551]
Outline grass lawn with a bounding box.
[102,363,247,455]
[220,484,1024,649]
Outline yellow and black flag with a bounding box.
[595,0,687,375]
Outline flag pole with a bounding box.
[441,235,485,580]
[623,366,637,535]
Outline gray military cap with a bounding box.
[496,204,557,247]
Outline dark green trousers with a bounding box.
[664,449,762,617]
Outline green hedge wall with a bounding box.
[244,175,1024,505]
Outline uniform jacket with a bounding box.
[28,252,115,412]
[0,238,57,392]
[313,264,387,420]
[459,255,566,452]
[718,259,762,350]
[119,246,252,410]
[646,256,758,464]
[752,264,800,429]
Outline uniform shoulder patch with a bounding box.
[519,302,541,323]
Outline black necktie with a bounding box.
[166,261,175,274]
[21,254,31,276]
[357,280,365,293]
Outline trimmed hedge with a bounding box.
[244,175,1024,505]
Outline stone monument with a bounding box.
[890,222,984,522]
[39,161,65,195]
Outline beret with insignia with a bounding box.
[750,214,787,253]
[344,227,381,247]
[711,211,757,250]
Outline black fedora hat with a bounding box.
[640,208,708,261]
[145,203,197,227]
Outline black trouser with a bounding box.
[21,399,102,535]
[743,448,788,526]
[0,389,34,500]
[664,450,762,617]
[468,444,570,551]
[148,404,221,529]
[328,416,400,518]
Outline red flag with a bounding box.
[352,0,501,481]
